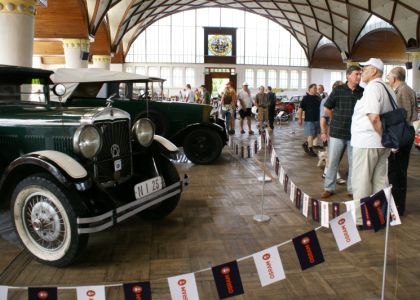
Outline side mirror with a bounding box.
[52,84,66,96]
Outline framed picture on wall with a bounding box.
[204,27,236,64]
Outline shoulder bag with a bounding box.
[378,82,414,148]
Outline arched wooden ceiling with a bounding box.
[34,0,420,64]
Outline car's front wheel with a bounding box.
[183,128,223,164]
[11,174,88,267]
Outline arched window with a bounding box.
[126,8,308,66]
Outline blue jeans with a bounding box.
[324,137,352,193]
[221,109,231,131]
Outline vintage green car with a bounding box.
[50,68,228,165]
[0,65,187,266]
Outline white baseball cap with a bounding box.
[242,82,248,86]
[360,58,384,72]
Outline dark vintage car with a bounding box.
[0,65,187,266]
[50,68,228,165]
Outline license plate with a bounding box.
[134,176,163,199]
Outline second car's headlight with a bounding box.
[73,125,102,158]
[132,118,154,147]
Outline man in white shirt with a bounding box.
[351,58,395,223]
[184,84,195,103]
[237,82,254,134]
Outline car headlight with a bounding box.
[132,118,154,147]
[73,125,102,158]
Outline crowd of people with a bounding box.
[181,58,417,217]
[297,58,417,219]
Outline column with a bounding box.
[0,0,36,67]
[410,51,420,93]
[62,38,90,68]
[92,55,110,70]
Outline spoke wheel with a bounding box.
[11,174,88,267]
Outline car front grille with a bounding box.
[93,119,132,184]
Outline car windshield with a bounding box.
[0,78,48,105]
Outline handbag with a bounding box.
[378,82,415,148]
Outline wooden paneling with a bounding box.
[311,45,346,70]
[41,56,65,65]
[35,0,88,39]
[111,48,124,64]
[351,29,407,63]
[33,41,64,56]
[90,22,111,55]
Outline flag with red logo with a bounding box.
[384,187,401,226]
[302,193,310,218]
[252,246,286,287]
[311,199,319,222]
[365,190,388,232]
[320,201,329,228]
[295,188,302,209]
[0,286,7,300]
[283,174,289,193]
[330,211,361,251]
[345,200,357,223]
[212,261,244,299]
[76,285,105,300]
[123,282,151,300]
[360,197,373,230]
[168,273,199,300]
[292,230,325,270]
[28,287,57,300]
[332,202,340,218]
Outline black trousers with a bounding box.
[388,135,414,215]
[268,105,276,129]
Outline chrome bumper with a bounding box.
[77,175,189,234]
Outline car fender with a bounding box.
[0,151,90,206]
[172,122,228,145]
[154,135,178,153]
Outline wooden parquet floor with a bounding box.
[0,120,419,300]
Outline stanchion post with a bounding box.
[254,130,271,223]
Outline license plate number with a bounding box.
[134,176,163,199]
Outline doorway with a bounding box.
[211,78,230,97]
[204,68,237,97]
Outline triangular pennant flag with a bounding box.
[212,261,244,299]
[332,202,340,218]
[292,230,325,270]
[0,286,7,300]
[295,188,302,209]
[360,197,373,230]
[311,199,320,222]
[279,167,285,185]
[330,211,362,251]
[384,187,401,226]
[123,282,152,300]
[168,273,199,300]
[289,181,296,203]
[275,157,280,176]
[270,148,276,166]
[77,286,106,300]
[366,190,388,232]
[28,287,57,300]
[345,200,357,223]
[253,246,286,287]
[320,201,329,228]
[283,174,289,193]
[302,193,310,218]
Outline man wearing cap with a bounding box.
[237,82,254,134]
[351,58,396,223]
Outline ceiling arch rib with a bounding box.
[82,0,420,61]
